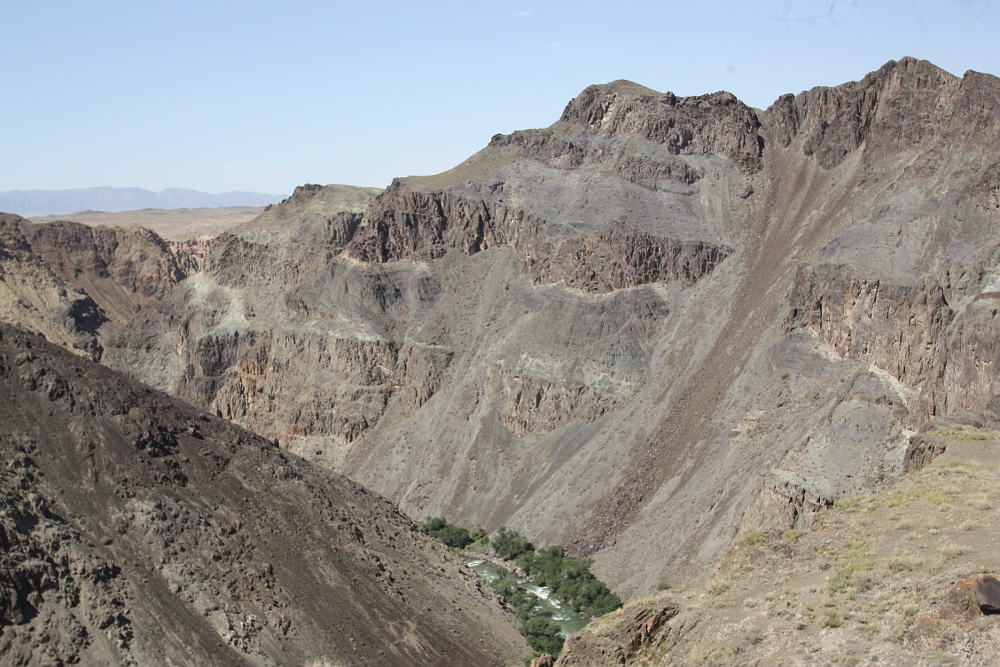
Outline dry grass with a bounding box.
[939,544,970,560]
[783,529,808,543]
[586,452,1000,666]
[705,573,729,595]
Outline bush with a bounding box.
[520,616,563,657]
[420,517,472,549]
[492,526,534,560]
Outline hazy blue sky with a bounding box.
[4,0,999,195]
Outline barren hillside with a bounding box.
[548,416,1000,666]
[0,323,525,666]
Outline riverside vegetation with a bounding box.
[421,519,621,661]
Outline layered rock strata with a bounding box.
[76,59,1000,601]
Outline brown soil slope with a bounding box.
[0,323,524,667]
[552,416,1000,666]
[77,59,1000,599]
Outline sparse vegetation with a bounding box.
[937,426,996,441]
[305,659,347,667]
[783,529,808,543]
[742,531,767,545]
[939,544,969,560]
[705,574,729,595]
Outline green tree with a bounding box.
[420,517,447,533]
[420,517,473,549]
[520,617,563,657]
[434,525,472,549]
[492,526,534,560]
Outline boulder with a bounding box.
[975,574,1000,614]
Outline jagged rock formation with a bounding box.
[0,214,194,359]
[45,58,1000,602]
[0,323,525,666]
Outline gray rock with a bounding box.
[975,574,1000,614]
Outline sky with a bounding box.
[3,0,1000,196]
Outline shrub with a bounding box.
[783,529,808,543]
[492,526,534,560]
[421,517,473,549]
[521,617,563,657]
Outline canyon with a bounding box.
[4,57,1000,665]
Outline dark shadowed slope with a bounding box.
[0,323,524,667]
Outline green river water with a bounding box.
[466,559,589,637]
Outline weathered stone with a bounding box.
[975,574,1000,614]
[530,654,555,667]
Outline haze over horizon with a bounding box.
[4,0,999,196]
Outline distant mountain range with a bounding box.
[0,186,287,216]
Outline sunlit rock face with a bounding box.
[59,58,1000,596]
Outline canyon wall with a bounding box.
[10,58,1000,599]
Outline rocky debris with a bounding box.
[208,183,382,287]
[785,258,1000,428]
[552,603,678,666]
[903,433,948,473]
[739,470,833,534]
[975,575,1000,614]
[167,236,213,265]
[16,217,194,318]
[530,654,555,667]
[765,57,969,169]
[0,323,525,666]
[553,81,763,173]
[349,184,731,293]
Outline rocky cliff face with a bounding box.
[0,323,524,667]
[0,214,193,359]
[74,58,1000,603]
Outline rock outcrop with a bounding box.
[552,603,679,667]
[0,214,193,359]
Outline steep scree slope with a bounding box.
[0,323,524,667]
[97,59,1000,598]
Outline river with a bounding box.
[466,559,589,636]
